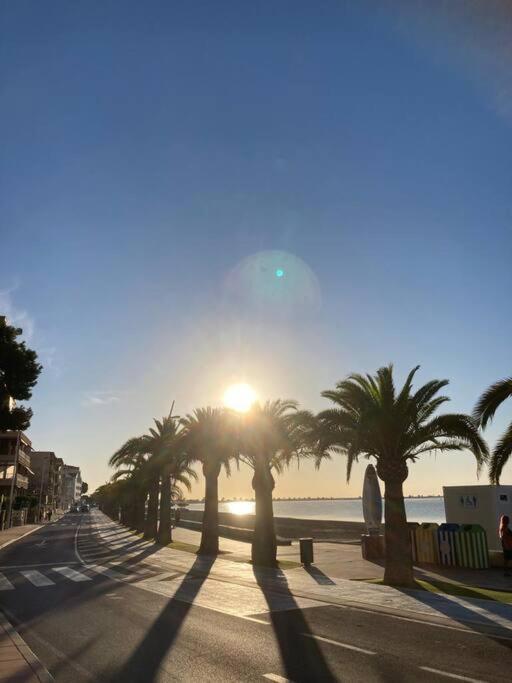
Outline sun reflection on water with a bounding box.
[226,501,255,515]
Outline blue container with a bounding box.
[438,523,459,566]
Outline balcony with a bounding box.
[0,472,29,489]
[18,449,31,469]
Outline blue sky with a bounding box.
[1,1,511,497]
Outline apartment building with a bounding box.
[0,431,33,527]
[29,451,63,518]
[62,465,82,509]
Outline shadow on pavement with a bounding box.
[395,584,512,652]
[108,555,215,682]
[304,564,336,585]
[254,566,337,683]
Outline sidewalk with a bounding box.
[92,512,512,637]
[172,524,512,591]
[0,524,41,551]
[0,610,53,682]
[0,511,66,551]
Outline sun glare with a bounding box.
[226,501,255,515]
[223,383,257,413]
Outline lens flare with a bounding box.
[223,383,257,412]
[224,250,321,317]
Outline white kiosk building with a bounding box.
[443,485,512,552]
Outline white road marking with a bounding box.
[53,566,92,582]
[263,675,291,683]
[21,570,55,587]
[86,564,139,582]
[0,573,14,590]
[338,602,512,641]
[238,615,270,625]
[420,667,487,683]
[302,633,376,655]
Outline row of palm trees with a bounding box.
[93,366,512,587]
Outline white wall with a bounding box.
[444,485,512,551]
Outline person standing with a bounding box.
[499,515,512,576]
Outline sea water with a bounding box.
[187,497,445,524]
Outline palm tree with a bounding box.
[316,365,488,586]
[238,400,312,568]
[474,376,512,483]
[153,415,197,546]
[110,409,196,543]
[181,407,238,555]
[109,440,149,532]
[93,481,125,521]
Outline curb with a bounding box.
[0,610,54,682]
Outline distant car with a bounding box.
[70,504,80,513]
[81,504,90,513]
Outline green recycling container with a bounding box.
[454,524,489,569]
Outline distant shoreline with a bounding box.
[185,495,443,503]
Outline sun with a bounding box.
[223,383,257,413]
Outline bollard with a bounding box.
[299,537,314,565]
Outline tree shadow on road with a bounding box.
[394,583,512,653]
[253,566,337,682]
[108,555,215,682]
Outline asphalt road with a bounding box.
[1,512,511,682]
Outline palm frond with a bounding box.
[473,377,512,429]
[318,364,488,484]
[489,421,512,484]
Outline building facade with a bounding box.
[0,431,33,527]
[54,457,64,509]
[62,465,82,509]
[29,451,63,519]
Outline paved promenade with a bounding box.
[90,513,512,638]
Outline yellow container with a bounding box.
[414,523,440,564]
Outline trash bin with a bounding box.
[455,524,489,569]
[299,538,314,565]
[361,534,384,560]
[408,522,419,562]
[414,523,439,564]
[438,523,459,566]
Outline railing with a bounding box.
[18,449,31,469]
[15,473,29,489]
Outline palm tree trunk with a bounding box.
[251,460,277,568]
[199,463,221,556]
[144,478,159,540]
[157,470,172,545]
[135,490,146,533]
[120,505,128,526]
[383,478,414,586]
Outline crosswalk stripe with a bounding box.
[0,573,14,591]
[53,566,92,582]
[21,570,55,587]
[86,564,139,582]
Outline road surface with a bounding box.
[0,511,511,682]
